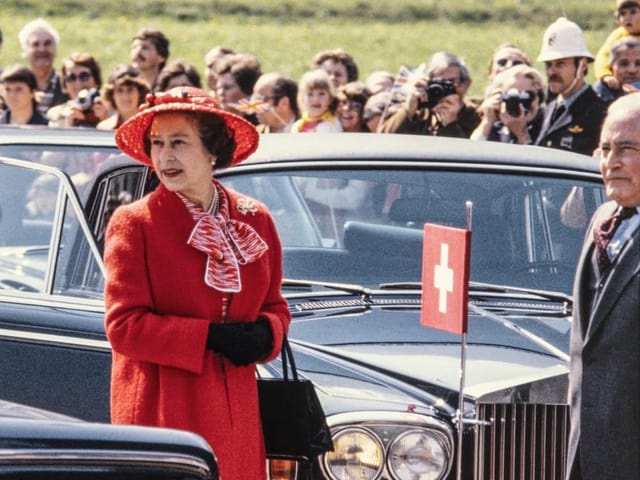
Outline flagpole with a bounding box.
[456,201,472,480]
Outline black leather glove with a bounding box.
[207,319,273,366]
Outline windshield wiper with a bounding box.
[379,281,570,362]
[282,278,372,303]
[380,280,572,306]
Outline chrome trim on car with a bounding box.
[0,327,110,351]
[469,303,570,363]
[324,412,455,480]
[0,291,104,310]
[226,159,604,183]
[386,428,451,480]
[0,449,212,475]
[474,403,570,480]
[327,411,454,432]
[323,426,386,479]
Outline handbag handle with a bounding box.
[280,336,299,382]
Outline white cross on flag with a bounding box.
[421,223,471,334]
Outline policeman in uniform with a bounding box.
[535,18,607,156]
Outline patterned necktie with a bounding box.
[593,207,637,274]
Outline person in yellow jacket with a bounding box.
[291,68,342,133]
[594,0,640,89]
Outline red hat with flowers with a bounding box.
[115,86,259,167]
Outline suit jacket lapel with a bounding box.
[536,100,556,143]
[573,203,613,337]
[573,241,594,337]
[586,226,640,342]
[537,98,572,142]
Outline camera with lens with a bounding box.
[76,88,100,112]
[501,88,534,117]
[419,78,457,109]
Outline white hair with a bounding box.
[18,18,60,50]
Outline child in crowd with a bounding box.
[595,0,640,90]
[291,68,342,133]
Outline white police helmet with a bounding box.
[537,17,594,62]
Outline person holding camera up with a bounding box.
[470,64,546,144]
[47,52,110,128]
[382,51,480,137]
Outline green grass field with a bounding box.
[0,1,620,97]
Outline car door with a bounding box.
[0,157,150,422]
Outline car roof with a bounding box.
[0,125,601,175]
[246,133,601,174]
[0,125,116,148]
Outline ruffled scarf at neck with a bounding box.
[178,181,268,292]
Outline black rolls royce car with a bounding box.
[0,127,605,479]
[0,399,219,479]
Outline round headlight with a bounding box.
[387,429,448,480]
[323,427,384,480]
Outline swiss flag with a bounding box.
[421,223,471,334]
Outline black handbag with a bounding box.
[258,336,334,460]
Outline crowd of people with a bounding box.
[1,0,639,159]
[2,3,640,480]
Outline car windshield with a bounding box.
[0,142,604,300]
[0,144,123,209]
[220,167,605,294]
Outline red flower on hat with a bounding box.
[116,87,259,167]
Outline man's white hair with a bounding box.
[18,18,60,50]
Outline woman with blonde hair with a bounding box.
[471,64,546,144]
[291,68,342,132]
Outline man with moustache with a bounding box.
[535,18,607,156]
[18,18,67,115]
[566,92,640,479]
[130,28,169,91]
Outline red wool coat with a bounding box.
[104,183,290,480]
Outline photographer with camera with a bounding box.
[471,64,546,144]
[381,51,479,137]
[47,52,110,128]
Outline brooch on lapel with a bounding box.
[237,197,259,216]
[568,125,584,134]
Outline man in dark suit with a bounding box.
[567,92,640,479]
[535,18,607,156]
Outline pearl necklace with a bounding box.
[207,185,220,215]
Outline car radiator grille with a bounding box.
[475,403,570,480]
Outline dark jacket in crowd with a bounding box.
[486,108,545,144]
[535,86,607,157]
[382,102,480,138]
[0,108,49,125]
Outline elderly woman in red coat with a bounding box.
[104,86,290,480]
